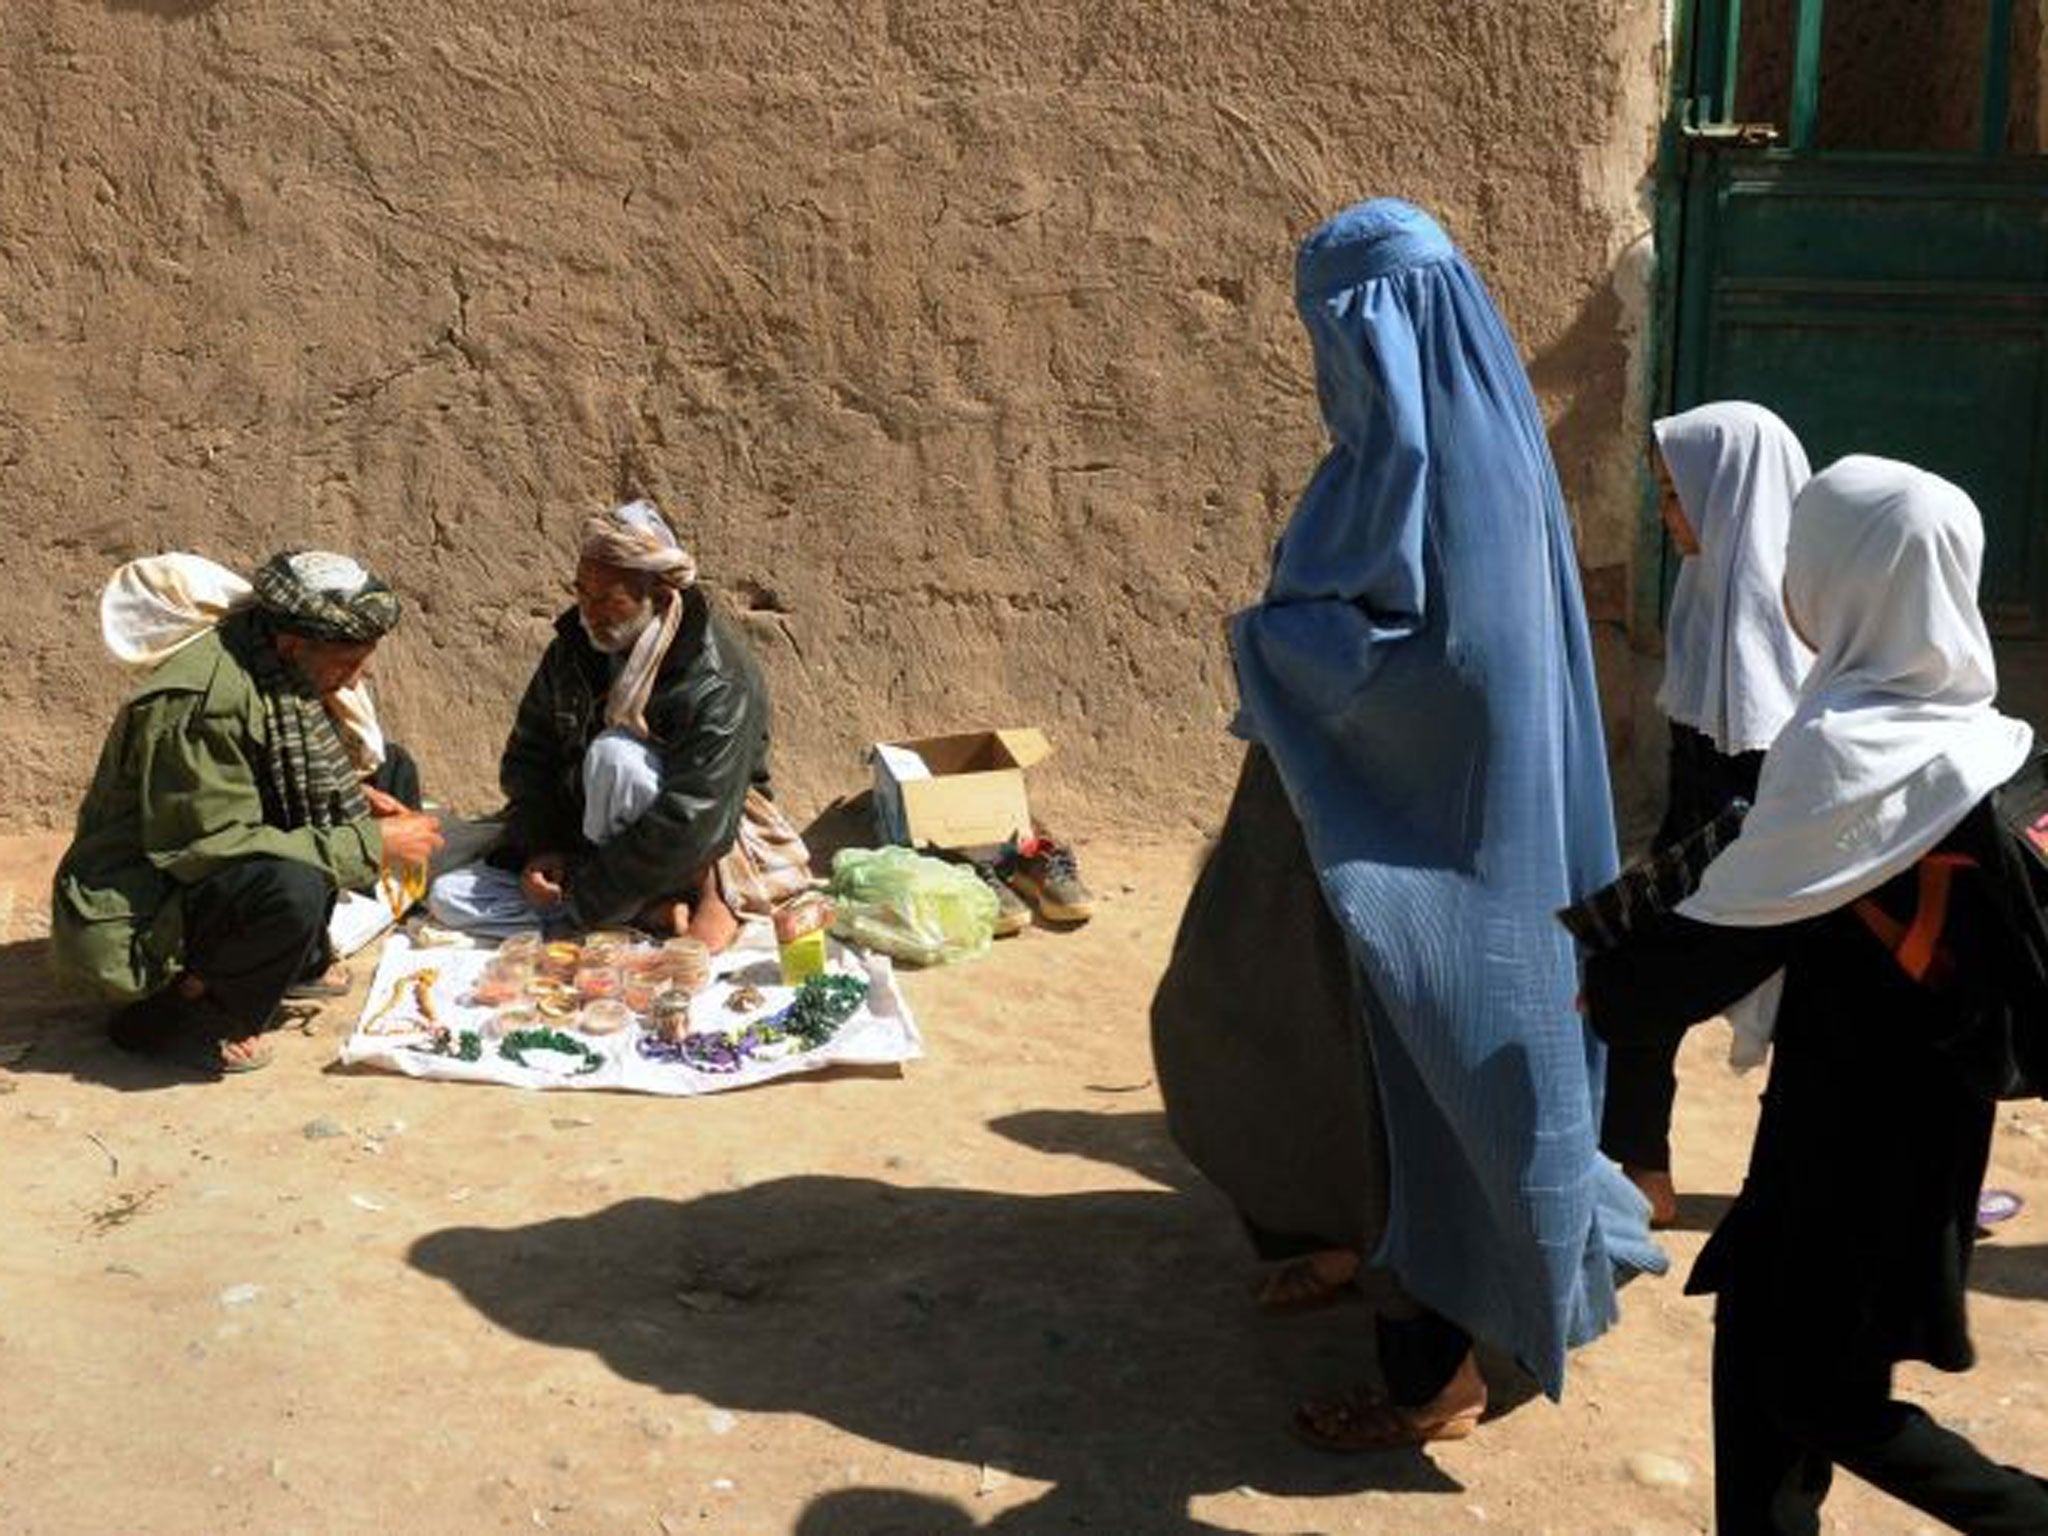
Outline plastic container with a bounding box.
[774,894,835,985]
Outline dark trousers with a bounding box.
[181,857,335,1035]
[1713,1300,2048,1534]
[1601,722,1766,1171]
[1378,1307,1472,1407]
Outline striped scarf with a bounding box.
[227,610,372,832]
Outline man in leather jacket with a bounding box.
[482,500,806,949]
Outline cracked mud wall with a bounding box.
[0,2,1665,835]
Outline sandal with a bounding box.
[164,1027,274,1077]
[285,962,353,1001]
[1257,1254,1361,1315]
[214,1035,275,1075]
[1292,1354,1487,1454]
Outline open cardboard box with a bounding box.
[869,727,1053,850]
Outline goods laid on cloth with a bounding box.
[339,925,920,1095]
[826,846,999,965]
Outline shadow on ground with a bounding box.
[1972,1241,2048,1303]
[1669,1191,1736,1234]
[410,1110,1466,1534]
[0,937,201,1092]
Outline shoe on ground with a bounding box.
[1000,832,1094,924]
[926,845,1032,937]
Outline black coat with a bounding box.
[497,592,774,929]
[1584,802,2020,1374]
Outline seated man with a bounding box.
[52,550,445,1074]
[433,500,808,949]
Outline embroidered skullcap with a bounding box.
[251,550,401,643]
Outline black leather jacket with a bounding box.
[497,591,774,928]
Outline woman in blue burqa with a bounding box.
[1153,198,1661,1450]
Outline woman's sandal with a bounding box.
[1256,1255,1361,1315]
[1292,1353,1488,1453]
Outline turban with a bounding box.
[252,549,402,644]
[578,501,698,739]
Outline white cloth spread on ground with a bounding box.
[339,927,921,1095]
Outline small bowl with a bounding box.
[577,999,634,1036]
[486,1003,540,1039]
[574,964,621,1000]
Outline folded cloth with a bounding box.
[715,789,814,916]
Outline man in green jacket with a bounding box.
[52,550,444,1073]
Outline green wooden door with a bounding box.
[1666,0,2048,633]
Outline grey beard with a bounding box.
[581,604,653,655]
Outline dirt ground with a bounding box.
[2,829,2044,1536]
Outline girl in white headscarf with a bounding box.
[1584,457,2048,1534]
[1602,402,1812,1225]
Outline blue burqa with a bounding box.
[1232,200,1664,1398]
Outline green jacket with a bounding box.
[50,630,384,1001]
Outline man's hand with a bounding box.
[363,785,409,817]
[522,852,571,910]
[379,810,445,868]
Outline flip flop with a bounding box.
[285,963,353,1000]
[214,1036,275,1075]
[1979,1189,2025,1226]
[168,1032,274,1077]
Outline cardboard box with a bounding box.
[869,728,1053,850]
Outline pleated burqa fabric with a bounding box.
[1230,199,1663,1398]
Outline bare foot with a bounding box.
[1624,1165,1680,1229]
[687,883,742,955]
[636,898,694,937]
[1294,1352,1488,1453]
[217,1035,274,1074]
[1257,1248,1361,1313]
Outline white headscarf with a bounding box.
[1655,401,1814,755]
[98,553,388,774]
[1684,455,2033,932]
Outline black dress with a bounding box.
[1150,746,1388,1262]
[1584,801,2048,1533]
[1600,719,1765,1173]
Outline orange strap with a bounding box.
[1853,853,1977,985]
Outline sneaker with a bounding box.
[1001,832,1094,924]
[928,845,1032,937]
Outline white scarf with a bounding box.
[1681,456,2033,1058]
[1655,402,1813,755]
[99,554,387,774]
